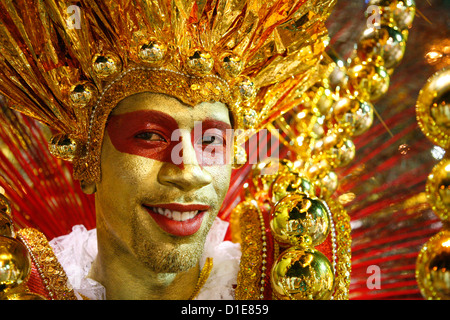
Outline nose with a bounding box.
[157,130,212,191]
[157,162,212,192]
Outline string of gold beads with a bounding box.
[415,67,450,300]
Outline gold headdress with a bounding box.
[0,0,335,183]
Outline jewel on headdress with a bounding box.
[233,144,247,169]
[243,109,258,129]
[69,82,98,108]
[48,134,78,162]
[238,77,256,100]
[186,49,214,76]
[138,40,167,65]
[92,52,123,79]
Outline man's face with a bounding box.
[94,92,233,273]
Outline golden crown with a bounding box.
[0,0,336,183]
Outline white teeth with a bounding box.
[172,211,181,221]
[151,207,199,221]
[181,212,190,221]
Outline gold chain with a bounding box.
[189,257,214,300]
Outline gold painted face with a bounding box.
[94,92,233,273]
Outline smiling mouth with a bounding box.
[143,203,210,237]
[147,207,199,222]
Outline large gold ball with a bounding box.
[0,236,31,291]
[426,158,450,222]
[416,67,450,149]
[269,172,314,205]
[416,230,450,300]
[270,246,335,300]
[270,193,330,247]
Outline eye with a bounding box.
[202,133,225,146]
[134,132,167,142]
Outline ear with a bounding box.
[80,180,97,194]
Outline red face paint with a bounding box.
[106,110,232,167]
[107,110,181,166]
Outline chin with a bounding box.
[131,221,212,273]
[134,238,206,273]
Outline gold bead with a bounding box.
[220,52,243,78]
[0,194,11,216]
[92,52,122,79]
[138,39,167,64]
[186,49,214,75]
[306,158,331,181]
[333,97,374,136]
[69,82,97,108]
[426,158,450,222]
[328,59,348,94]
[347,60,390,101]
[331,139,356,168]
[0,211,14,238]
[48,134,77,162]
[4,292,47,300]
[269,193,330,247]
[269,172,314,205]
[251,158,287,192]
[369,0,416,31]
[416,67,450,149]
[0,236,31,291]
[416,229,450,300]
[270,246,335,300]
[316,171,339,199]
[357,26,406,69]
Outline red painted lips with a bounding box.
[144,203,210,237]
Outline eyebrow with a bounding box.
[201,119,232,131]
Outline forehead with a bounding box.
[111,92,230,124]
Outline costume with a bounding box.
[0,0,449,300]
